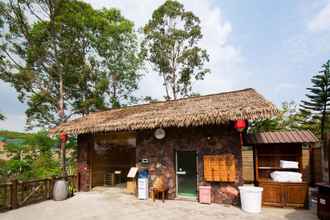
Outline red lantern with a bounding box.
[234,119,246,132]
[60,132,68,143]
[235,120,246,146]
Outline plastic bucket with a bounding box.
[239,186,263,213]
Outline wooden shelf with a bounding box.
[258,167,299,170]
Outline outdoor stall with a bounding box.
[246,131,318,208]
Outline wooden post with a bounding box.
[75,172,80,192]
[50,176,56,199]
[47,178,51,199]
[10,179,18,209]
[328,135,330,184]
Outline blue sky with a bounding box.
[1,0,330,131]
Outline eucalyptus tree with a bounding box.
[142,0,209,100]
[0,0,142,175]
[0,0,142,127]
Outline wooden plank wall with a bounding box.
[242,149,254,183]
[311,147,322,184]
[302,148,310,182]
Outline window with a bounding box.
[203,154,236,182]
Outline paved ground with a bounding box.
[0,187,318,220]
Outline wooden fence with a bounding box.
[0,175,77,212]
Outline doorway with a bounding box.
[176,151,197,197]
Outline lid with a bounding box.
[238,186,263,192]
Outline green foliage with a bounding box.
[0,130,32,140]
[0,131,77,182]
[0,0,142,129]
[0,113,4,120]
[300,60,330,139]
[249,101,321,136]
[301,60,330,140]
[142,0,209,100]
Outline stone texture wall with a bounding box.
[77,123,243,204]
[136,124,243,205]
[77,134,93,191]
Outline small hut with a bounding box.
[246,131,318,208]
[51,88,277,204]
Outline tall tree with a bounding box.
[0,113,4,120]
[92,8,142,108]
[0,0,142,127]
[0,0,142,175]
[143,0,209,100]
[300,60,330,181]
[300,60,330,141]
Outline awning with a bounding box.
[245,130,318,145]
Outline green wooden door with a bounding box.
[176,151,197,197]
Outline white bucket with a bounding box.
[239,186,263,213]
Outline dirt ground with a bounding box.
[0,187,318,220]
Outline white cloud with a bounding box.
[308,1,330,32]
[86,0,246,98]
[1,0,247,131]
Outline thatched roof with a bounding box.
[50,88,278,135]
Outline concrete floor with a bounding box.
[0,187,318,220]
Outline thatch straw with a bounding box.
[50,88,278,135]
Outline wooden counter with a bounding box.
[258,180,308,208]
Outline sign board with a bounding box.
[127,167,138,178]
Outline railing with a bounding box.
[0,175,77,212]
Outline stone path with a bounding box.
[0,187,317,220]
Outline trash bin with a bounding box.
[199,186,211,204]
[239,186,263,213]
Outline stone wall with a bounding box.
[136,124,243,205]
[77,123,243,204]
[77,134,92,191]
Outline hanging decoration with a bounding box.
[60,132,68,143]
[234,120,246,145]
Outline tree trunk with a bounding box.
[171,71,176,100]
[50,0,67,177]
[162,73,170,100]
[60,141,67,176]
[321,109,330,183]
